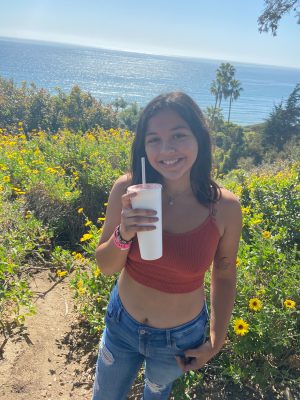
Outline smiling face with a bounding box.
[144,109,199,184]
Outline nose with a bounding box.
[160,138,176,153]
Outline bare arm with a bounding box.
[177,193,242,372]
[209,196,242,352]
[95,175,132,275]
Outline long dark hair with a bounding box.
[128,92,221,206]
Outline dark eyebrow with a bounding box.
[171,125,190,131]
[145,125,190,136]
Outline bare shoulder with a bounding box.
[218,187,241,208]
[113,173,133,194]
[216,187,242,230]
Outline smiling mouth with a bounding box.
[159,158,183,166]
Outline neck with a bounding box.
[162,181,194,206]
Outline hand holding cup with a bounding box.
[119,191,159,242]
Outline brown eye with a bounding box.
[146,138,159,144]
[174,133,185,138]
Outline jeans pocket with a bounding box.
[104,298,115,324]
[172,319,208,352]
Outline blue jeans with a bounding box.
[91,282,209,400]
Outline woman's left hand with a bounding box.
[175,339,219,372]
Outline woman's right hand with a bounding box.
[119,191,159,242]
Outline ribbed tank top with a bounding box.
[125,204,221,293]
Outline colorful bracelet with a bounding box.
[113,224,133,250]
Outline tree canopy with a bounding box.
[258,0,300,35]
[262,83,300,150]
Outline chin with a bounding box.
[160,170,191,182]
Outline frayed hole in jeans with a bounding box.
[99,339,114,366]
[145,378,166,394]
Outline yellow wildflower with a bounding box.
[262,231,271,239]
[74,253,84,260]
[97,217,105,223]
[94,267,101,278]
[56,270,67,278]
[78,287,86,295]
[104,202,108,206]
[251,219,262,225]
[249,298,262,311]
[80,233,93,242]
[77,208,84,214]
[284,299,296,309]
[46,167,58,174]
[233,318,249,336]
[236,257,241,267]
[77,279,84,288]
[85,220,92,227]
[241,207,251,214]
[3,176,10,183]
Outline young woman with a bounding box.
[92,92,242,400]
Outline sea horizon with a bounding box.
[2,35,300,71]
[1,36,299,126]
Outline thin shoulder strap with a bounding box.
[209,202,216,217]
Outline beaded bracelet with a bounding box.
[113,224,133,250]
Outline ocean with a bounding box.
[0,37,299,126]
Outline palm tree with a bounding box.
[210,79,222,127]
[210,63,236,128]
[227,79,243,123]
[217,63,235,107]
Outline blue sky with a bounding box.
[0,0,299,68]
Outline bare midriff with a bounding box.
[118,269,205,329]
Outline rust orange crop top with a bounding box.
[125,205,221,293]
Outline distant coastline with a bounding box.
[1,36,299,126]
[1,35,299,71]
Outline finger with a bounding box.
[121,191,137,209]
[123,224,157,233]
[128,208,158,216]
[175,356,186,372]
[126,216,159,225]
[183,358,198,372]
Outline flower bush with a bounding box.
[0,125,299,398]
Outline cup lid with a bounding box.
[127,183,162,191]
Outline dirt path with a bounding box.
[0,270,98,400]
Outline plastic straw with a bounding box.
[141,157,146,184]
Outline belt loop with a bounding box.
[116,305,122,322]
[166,330,171,346]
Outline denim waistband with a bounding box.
[109,280,209,334]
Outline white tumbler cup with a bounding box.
[127,183,162,260]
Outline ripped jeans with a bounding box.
[91,282,209,400]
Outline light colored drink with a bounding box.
[127,183,162,260]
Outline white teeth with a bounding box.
[162,159,180,165]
